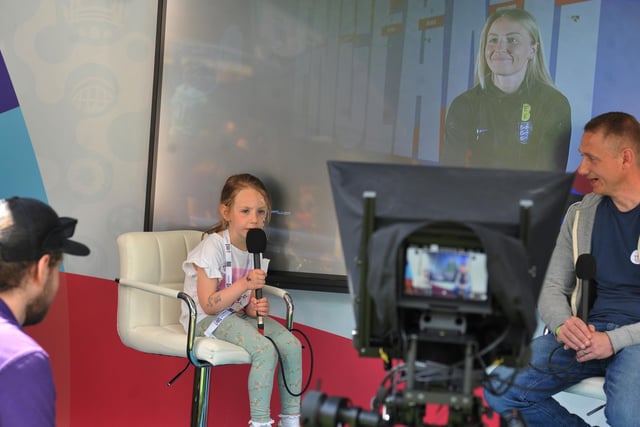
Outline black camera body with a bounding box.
[397,223,506,368]
[302,162,575,427]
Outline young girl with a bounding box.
[180,173,302,427]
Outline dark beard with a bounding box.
[23,295,51,326]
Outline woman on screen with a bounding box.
[441,8,571,171]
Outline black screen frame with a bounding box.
[398,237,492,314]
[398,229,492,316]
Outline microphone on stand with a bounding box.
[246,228,267,334]
[575,254,597,322]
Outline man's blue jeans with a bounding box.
[483,322,640,427]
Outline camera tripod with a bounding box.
[301,337,505,427]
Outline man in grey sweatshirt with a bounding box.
[484,112,640,427]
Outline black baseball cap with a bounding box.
[0,196,90,262]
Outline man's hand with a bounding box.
[557,317,614,361]
[576,330,614,362]
[556,316,592,350]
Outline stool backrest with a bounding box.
[116,230,202,354]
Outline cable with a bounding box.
[483,343,591,397]
[167,360,191,386]
[264,327,314,397]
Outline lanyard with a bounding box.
[203,229,251,337]
[223,228,234,289]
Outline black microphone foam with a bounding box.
[576,253,596,322]
[246,228,267,255]
[575,253,596,280]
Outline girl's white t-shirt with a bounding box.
[179,232,253,332]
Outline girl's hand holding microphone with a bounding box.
[245,268,266,289]
[245,269,269,317]
[251,295,270,317]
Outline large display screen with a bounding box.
[150,0,636,289]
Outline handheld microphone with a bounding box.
[575,253,597,322]
[246,228,267,334]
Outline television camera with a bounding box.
[301,161,575,427]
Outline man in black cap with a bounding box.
[0,196,90,427]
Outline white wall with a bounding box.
[0,0,156,279]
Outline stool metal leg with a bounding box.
[191,366,211,427]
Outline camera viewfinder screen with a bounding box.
[404,244,488,301]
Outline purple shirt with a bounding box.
[0,298,55,426]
